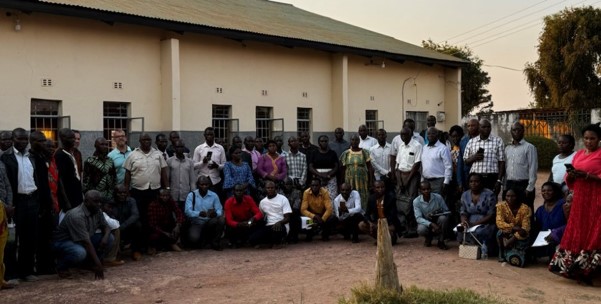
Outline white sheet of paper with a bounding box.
[532,230,551,247]
[301,216,313,230]
[453,224,481,233]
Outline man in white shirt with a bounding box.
[358,124,378,150]
[369,129,393,188]
[193,127,227,200]
[420,127,453,195]
[332,183,363,243]
[253,181,291,248]
[390,127,422,238]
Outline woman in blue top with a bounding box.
[223,147,255,198]
[532,182,568,259]
[458,173,498,245]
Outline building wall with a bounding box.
[0,10,461,155]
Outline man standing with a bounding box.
[285,136,307,189]
[300,179,335,241]
[83,138,116,200]
[155,133,169,161]
[224,184,263,247]
[124,132,169,242]
[396,118,425,146]
[298,131,318,157]
[413,181,450,250]
[241,136,259,171]
[107,129,131,185]
[329,127,350,158]
[1,128,39,282]
[390,127,422,238]
[358,124,378,150]
[369,129,393,187]
[463,119,505,195]
[254,181,292,248]
[166,131,190,158]
[167,139,196,212]
[185,176,225,251]
[72,130,83,179]
[193,127,227,199]
[420,127,453,195]
[52,190,112,279]
[504,122,538,209]
[332,183,363,243]
[0,131,13,156]
[457,118,479,191]
[55,128,84,210]
[419,115,444,145]
[359,180,399,244]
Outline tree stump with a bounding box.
[375,218,402,293]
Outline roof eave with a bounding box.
[2,0,468,68]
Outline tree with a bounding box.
[422,39,493,116]
[524,6,601,110]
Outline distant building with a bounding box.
[0,0,466,155]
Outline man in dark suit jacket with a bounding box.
[1,128,40,281]
[54,128,83,211]
[359,180,400,244]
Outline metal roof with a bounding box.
[27,0,466,65]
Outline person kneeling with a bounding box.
[333,183,363,243]
[185,176,225,251]
[413,181,450,250]
[251,181,291,248]
[147,189,185,255]
[301,179,336,241]
[225,184,264,248]
[359,180,399,245]
[496,189,531,267]
[52,190,113,279]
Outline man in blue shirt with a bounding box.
[413,181,450,250]
[457,119,479,191]
[185,176,225,251]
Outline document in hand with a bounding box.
[531,230,552,247]
[452,224,481,233]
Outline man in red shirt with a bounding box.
[224,184,263,248]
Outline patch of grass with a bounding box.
[339,283,506,304]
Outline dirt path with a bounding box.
[3,171,600,304]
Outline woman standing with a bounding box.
[340,134,373,210]
[223,147,255,198]
[256,140,287,193]
[549,124,601,284]
[496,189,531,267]
[308,135,339,202]
[548,134,576,190]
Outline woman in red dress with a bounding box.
[549,124,601,284]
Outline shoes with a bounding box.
[211,244,223,251]
[103,260,125,267]
[352,235,359,243]
[343,234,351,240]
[147,247,157,256]
[437,241,449,250]
[1,281,16,289]
[132,251,143,261]
[403,231,418,238]
[22,275,39,282]
[305,235,313,242]
[424,239,432,247]
[171,244,182,252]
[321,235,330,242]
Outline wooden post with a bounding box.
[375,218,402,293]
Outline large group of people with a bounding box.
[0,117,600,288]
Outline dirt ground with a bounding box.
[3,171,600,304]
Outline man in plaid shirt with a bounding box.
[147,189,185,254]
[463,119,505,195]
[285,136,307,189]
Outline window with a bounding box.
[103,102,130,146]
[297,108,312,135]
[365,110,378,137]
[256,106,273,142]
[31,99,61,141]
[406,111,429,133]
[212,105,233,146]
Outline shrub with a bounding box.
[525,136,557,170]
[339,284,506,304]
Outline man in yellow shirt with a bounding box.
[301,179,335,241]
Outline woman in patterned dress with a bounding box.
[340,134,373,211]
